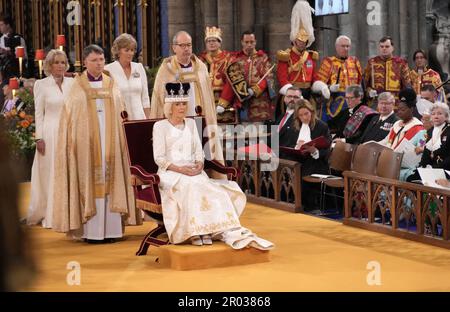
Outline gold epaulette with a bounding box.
[276,49,291,62]
[309,50,319,61]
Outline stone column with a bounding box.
[254,0,266,51]
[193,0,219,53]
[315,15,339,61]
[217,0,236,51]
[167,0,195,47]
[398,0,409,60]
[407,0,420,63]
[338,0,360,60]
[427,0,450,79]
[265,0,292,58]
[366,0,388,60]
[419,0,431,49]
[425,0,436,48]
[202,0,218,26]
[238,0,255,48]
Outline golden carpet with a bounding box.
[18,183,450,292]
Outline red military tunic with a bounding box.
[364,56,411,105]
[219,49,274,122]
[314,56,363,92]
[314,56,363,121]
[199,49,233,122]
[410,67,446,102]
[276,46,318,94]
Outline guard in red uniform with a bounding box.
[219,30,275,122]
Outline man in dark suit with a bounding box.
[359,92,399,143]
[276,86,302,149]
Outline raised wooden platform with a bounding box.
[155,242,271,271]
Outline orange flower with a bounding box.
[25,115,34,122]
[20,120,30,128]
[10,109,17,117]
[19,111,26,118]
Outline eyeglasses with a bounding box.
[174,43,192,49]
[285,95,301,99]
[345,96,357,100]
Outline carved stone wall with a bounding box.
[426,0,450,80]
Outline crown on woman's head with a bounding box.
[165,82,190,103]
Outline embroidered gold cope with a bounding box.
[52,72,139,233]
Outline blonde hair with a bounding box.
[43,49,69,77]
[163,101,188,118]
[294,99,317,130]
[163,101,173,118]
[111,33,137,60]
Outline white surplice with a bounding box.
[153,118,274,250]
[27,75,74,228]
[79,80,123,240]
[105,61,149,120]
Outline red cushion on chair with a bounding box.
[123,119,162,175]
[136,186,161,205]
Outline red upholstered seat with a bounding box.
[122,113,238,255]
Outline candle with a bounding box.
[9,78,19,98]
[56,35,65,50]
[35,49,45,61]
[9,78,19,90]
[15,47,24,77]
[15,46,25,58]
[35,49,45,79]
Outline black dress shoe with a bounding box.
[84,239,106,244]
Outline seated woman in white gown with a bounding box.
[153,82,274,250]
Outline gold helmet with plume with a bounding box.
[290,0,315,47]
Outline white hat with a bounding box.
[290,0,315,47]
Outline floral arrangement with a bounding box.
[1,82,36,159]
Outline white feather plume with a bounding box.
[290,0,315,47]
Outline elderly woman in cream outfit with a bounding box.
[153,82,274,250]
[27,49,74,228]
[105,33,150,120]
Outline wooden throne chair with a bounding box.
[121,110,238,256]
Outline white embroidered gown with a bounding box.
[153,118,247,244]
[27,75,74,228]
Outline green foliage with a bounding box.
[145,57,163,95]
